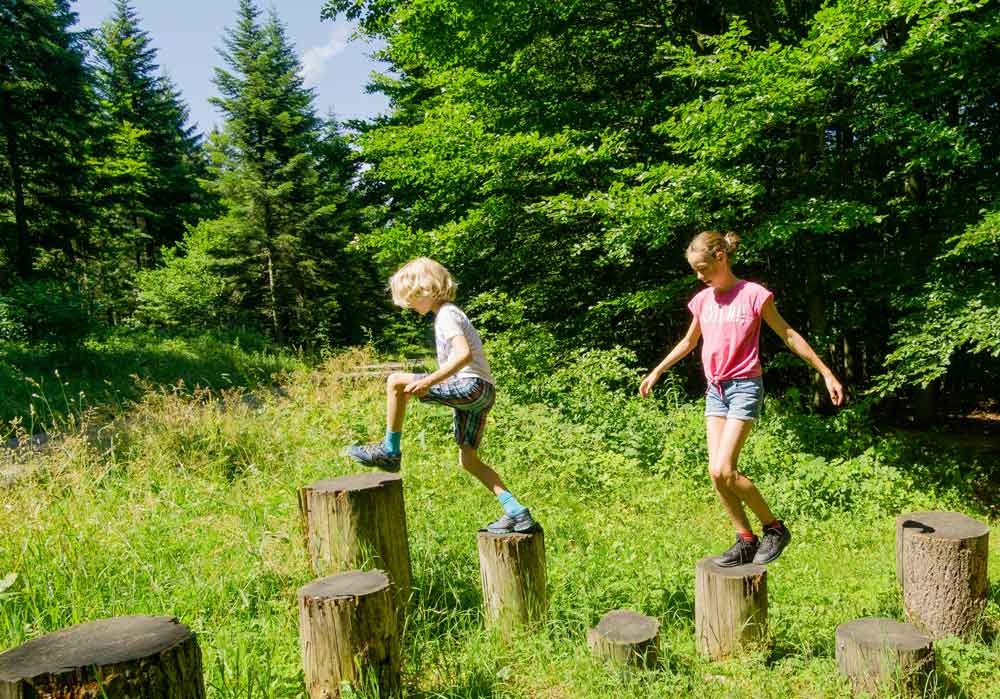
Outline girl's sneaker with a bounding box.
[484,509,539,534]
[752,524,791,565]
[714,536,759,567]
[346,443,401,472]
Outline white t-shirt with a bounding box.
[433,303,494,384]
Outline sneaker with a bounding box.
[714,535,759,567]
[753,523,791,565]
[346,442,401,473]
[484,508,539,534]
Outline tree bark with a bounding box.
[694,557,768,659]
[587,609,660,669]
[477,528,547,637]
[835,617,934,697]
[4,123,31,278]
[298,570,401,699]
[896,511,990,638]
[0,616,204,699]
[298,473,413,608]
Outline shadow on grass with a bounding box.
[404,669,496,699]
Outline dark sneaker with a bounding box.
[484,508,539,534]
[714,536,759,567]
[346,443,401,472]
[753,524,791,565]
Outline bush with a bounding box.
[0,279,93,346]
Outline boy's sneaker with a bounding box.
[753,523,791,565]
[484,509,539,535]
[346,443,401,473]
[714,535,759,567]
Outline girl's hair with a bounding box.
[687,230,740,261]
[388,257,458,308]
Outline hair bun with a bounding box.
[724,231,741,253]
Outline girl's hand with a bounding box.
[404,377,434,397]
[825,374,845,406]
[639,370,661,398]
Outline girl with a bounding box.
[640,231,844,566]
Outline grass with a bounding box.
[0,344,998,698]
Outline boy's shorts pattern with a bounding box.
[705,377,764,421]
[418,375,496,448]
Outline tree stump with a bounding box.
[694,557,768,659]
[895,511,990,638]
[0,616,204,698]
[298,472,412,607]
[477,528,547,636]
[298,570,401,699]
[836,618,934,697]
[587,609,660,669]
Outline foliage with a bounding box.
[0,279,92,347]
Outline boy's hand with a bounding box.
[825,374,845,406]
[404,377,434,397]
[639,370,661,398]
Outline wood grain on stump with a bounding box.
[477,528,547,636]
[694,557,768,660]
[298,472,412,607]
[895,511,989,639]
[0,616,204,699]
[587,609,660,669]
[836,618,934,697]
[298,570,401,699]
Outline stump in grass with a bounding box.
[836,618,934,697]
[895,511,989,639]
[587,610,660,669]
[694,557,767,660]
[298,472,412,606]
[477,528,547,636]
[298,570,401,699]
[0,616,204,699]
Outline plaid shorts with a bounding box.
[418,376,496,448]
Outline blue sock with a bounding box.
[497,490,527,516]
[384,431,402,456]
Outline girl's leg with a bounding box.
[458,445,509,495]
[386,372,421,432]
[707,417,776,530]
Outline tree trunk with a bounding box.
[477,528,547,637]
[4,124,31,278]
[835,618,934,697]
[265,247,281,341]
[298,570,401,699]
[896,511,990,638]
[587,609,660,669]
[298,473,413,608]
[0,616,204,699]
[694,557,768,659]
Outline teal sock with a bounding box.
[497,490,527,516]
[384,431,402,456]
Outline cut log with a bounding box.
[694,557,768,659]
[298,570,401,699]
[0,616,204,699]
[477,528,547,636]
[298,472,412,607]
[587,609,660,669]
[896,511,989,638]
[836,617,934,697]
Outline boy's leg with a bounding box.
[386,372,421,432]
[347,372,421,471]
[458,445,508,494]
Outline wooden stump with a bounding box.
[298,472,412,607]
[477,528,547,636]
[836,618,934,697]
[896,511,990,638]
[298,570,401,699]
[694,557,768,659]
[587,609,660,669]
[0,616,204,698]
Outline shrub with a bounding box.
[0,279,93,346]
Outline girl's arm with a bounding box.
[404,335,472,396]
[761,298,845,406]
[639,317,701,398]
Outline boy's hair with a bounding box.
[388,257,458,308]
[687,230,740,261]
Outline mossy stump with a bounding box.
[477,528,547,636]
[694,557,768,659]
[587,609,660,669]
[836,618,934,697]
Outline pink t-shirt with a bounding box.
[687,280,773,384]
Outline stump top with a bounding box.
[897,511,989,540]
[299,569,390,600]
[593,609,660,644]
[836,618,933,651]
[695,556,767,578]
[476,526,544,542]
[0,616,193,680]
[306,472,402,493]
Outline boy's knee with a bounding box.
[458,448,478,470]
[386,373,408,392]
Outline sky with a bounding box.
[72,0,392,136]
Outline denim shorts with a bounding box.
[417,376,495,448]
[705,377,764,421]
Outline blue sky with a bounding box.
[72,0,391,136]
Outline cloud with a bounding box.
[300,25,352,86]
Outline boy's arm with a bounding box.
[404,335,472,396]
[761,298,845,406]
[639,317,701,397]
